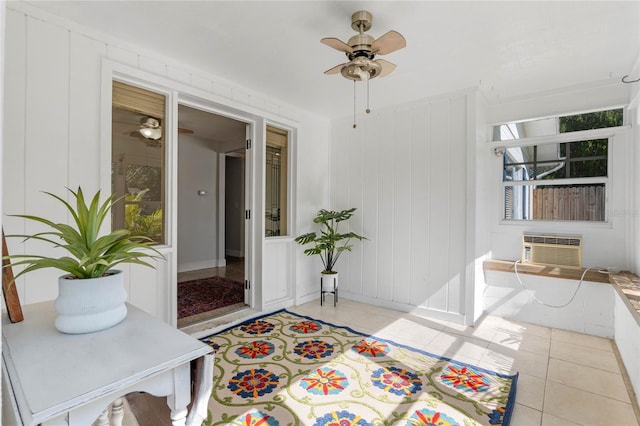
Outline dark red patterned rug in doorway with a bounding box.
[177,277,244,319]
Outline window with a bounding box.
[112,81,166,243]
[265,125,288,236]
[496,108,622,222]
[493,108,623,141]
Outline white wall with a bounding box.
[177,135,219,272]
[2,3,330,322]
[294,117,331,305]
[614,289,640,407]
[324,90,475,324]
[629,56,640,275]
[1,1,6,412]
[484,270,615,337]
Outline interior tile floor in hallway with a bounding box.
[122,299,640,426]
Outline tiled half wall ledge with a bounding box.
[483,259,640,408]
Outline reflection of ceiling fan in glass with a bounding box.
[133,116,194,140]
[138,117,162,140]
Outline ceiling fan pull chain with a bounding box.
[366,78,371,114]
[353,80,357,128]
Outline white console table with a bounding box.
[2,302,213,426]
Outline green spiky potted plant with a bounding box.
[294,208,365,304]
[4,187,162,334]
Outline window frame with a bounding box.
[264,124,293,239]
[109,75,175,248]
[497,125,626,225]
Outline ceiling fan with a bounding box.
[125,116,194,143]
[321,10,406,127]
[322,10,406,81]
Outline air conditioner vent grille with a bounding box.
[521,234,582,269]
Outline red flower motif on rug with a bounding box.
[290,320,322,334]
[352,338,390,357]
[440,365,490,392]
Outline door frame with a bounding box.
[177,98,255,311]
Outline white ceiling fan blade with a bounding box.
[371,30,406,55]
[321,37,354,54]
[375,59,397,77]
[324,63,347,75]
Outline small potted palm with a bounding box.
[4,187,162,334]
[294,208,365,304]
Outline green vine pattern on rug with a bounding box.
[201,310,517,426]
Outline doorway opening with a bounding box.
[176,104,249,328]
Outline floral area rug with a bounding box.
[177,276,244,319]
[200,310,518,425]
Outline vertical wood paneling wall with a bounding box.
[330,93,473,321]
[3,4,326,322]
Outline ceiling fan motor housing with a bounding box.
[347,34,375,60]
[351,10,373,32]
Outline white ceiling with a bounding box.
[23,1,640,122]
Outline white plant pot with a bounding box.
[321,272,338,292]
[54,270,128,334]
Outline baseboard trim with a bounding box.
[177,260,221,273]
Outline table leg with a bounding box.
[94,409,109,426]
[170,407,188,426]
[111,398,125,426]
[186,354,214,426]
[167,363,191,426]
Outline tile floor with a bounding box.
[123,298,640,425]
[287,299,640,426]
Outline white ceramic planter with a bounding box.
[320,272,338,306]
[321,272,338,292]
[54,270,127,334]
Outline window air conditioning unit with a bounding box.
[521,234,582,269]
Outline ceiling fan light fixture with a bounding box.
[340,59,380,81]
[139,127,162,140]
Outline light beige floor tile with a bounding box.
[442,319,498,341]
[544,380,637,425]
[483,343,549,378]
[550,339,620,373]
[510,404,542,426]
[547,358,630,403]
[541,413,581,426]
[515,373,546,411]
[396,312,447,332]
[427,332,489,360]
[493,330,551,356]
[374,318,442,348]
[551,328,613,352]
[489,316,552,339]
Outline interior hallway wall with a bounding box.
[177,135,219,272]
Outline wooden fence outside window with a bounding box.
[532,185,605,221]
